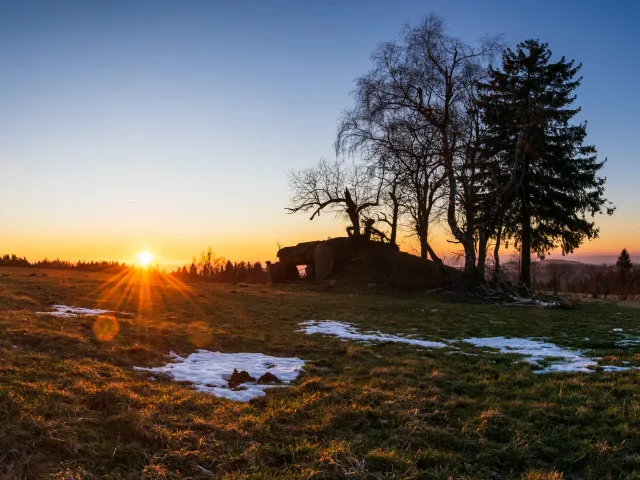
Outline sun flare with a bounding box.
[137,251,154,267]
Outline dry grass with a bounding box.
[1,266,640,479]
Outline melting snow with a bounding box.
[460,337,639,374]
[508,296,559,307]
[134,350,305,402]
[599,365,639,372]
[460,337,595,373]
[299,321,638,374]
[612,329,640,347]
[36,305,121,318]
[298,320,447,349]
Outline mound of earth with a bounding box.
[327,240,456,289]
[275,237,456,290]
[228,369,256,388]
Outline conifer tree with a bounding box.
[617,248,633,272]
[616,248,633,298]
[479,39,613,287]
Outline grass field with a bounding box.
[1,267,640,479]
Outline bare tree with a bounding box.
[352,14,500,279]
[337,100,446,262]
[374,167,403,244]
[549,262,568,296]
[286,158,381,238]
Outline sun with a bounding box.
[137,250,154,268]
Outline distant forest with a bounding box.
[170,247,269,284]
[0,251,269,283]
[0,254,128,271]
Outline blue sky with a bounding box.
[0,0,637,265]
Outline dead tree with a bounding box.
[337,100,446,263]
[286,158,381,238]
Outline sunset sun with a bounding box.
[137,251,154,267]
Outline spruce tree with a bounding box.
[617,248,633,272]
[479,39,613,288]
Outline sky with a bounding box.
[0,0,638,268]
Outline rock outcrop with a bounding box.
[269,237,454,289]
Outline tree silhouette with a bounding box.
[479,39,613,287]
[616,248,633,299]
[287,158,381,238]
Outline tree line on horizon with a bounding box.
[0,254,129,271]
[287,14,613,288]
[170,247,269,284]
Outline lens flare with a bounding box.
[93,315,119,341]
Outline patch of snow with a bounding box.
[460,337,597,373]
[505,295,560,307]
[599,365,638,372]
[299,320,447,349]
[36,305,126,317]
[613,328,640,347]
[446,351,478,357]
[134,350,305,402]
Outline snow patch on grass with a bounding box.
[298,321,637,374]
[460,337,639,373]
[298,320,447,349]
[508,296,559,307]
[134,350,305,402]
[36,305,119,317]
[599,365,639,372]
[611,329,640,347]
[461,336,595,373]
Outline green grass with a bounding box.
[1,266,640,479]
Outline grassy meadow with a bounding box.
[1,266,640,479]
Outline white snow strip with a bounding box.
[459,337,634,374]
[599,365,639,372]
[508,295,559,307]
[613,329,640,347]
[298,320,447,349]
[134,350,305,402]
[36,305,123,317]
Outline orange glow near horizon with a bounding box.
[1,213,638,269]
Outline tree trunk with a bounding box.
[519,185,532,288]
[425,242,442,266]
[493,223,502,282]
[419,236,428,261]
[389,188,399,245]
[463,243,477,286]
[344,188,361,237]
[441,140,476,279]
[477,232,488,283]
